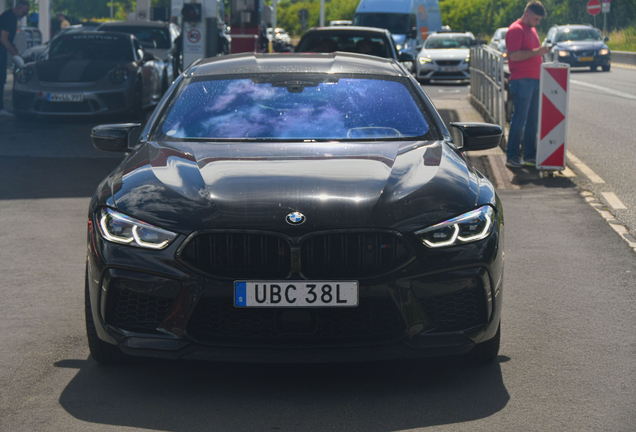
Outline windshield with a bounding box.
[49,34,133,61]
[103,26,171,49]
[425,36,473,49]
[353,13,410,35]
[556,28,602,42]
[158,76,433,141]
[296,33,392,58]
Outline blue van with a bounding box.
[353,0,442,59]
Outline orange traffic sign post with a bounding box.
[536,61,570,174]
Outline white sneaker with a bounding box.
[0,109,14,117]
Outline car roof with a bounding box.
[98,20,170,29]
[429,31,474,38]
[56,30,134,41]
[553,24,598,30]
[188,52,407,78]
[301,26,393,36]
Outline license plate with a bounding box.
[47,93,84,102]
[439,66,458,72]
[235,281,358,307]
[578,56,594,62]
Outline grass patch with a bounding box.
[607,26,636,52]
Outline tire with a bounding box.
[85,270,131,365]
[590,65,599,71]
[471,322,501,363]
[602,65,610,72]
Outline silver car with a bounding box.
[415,31,476,84]
[13,31,163,119]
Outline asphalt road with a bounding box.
[565,66,636,236]
[0,76,635,431]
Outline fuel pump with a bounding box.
[181,0,226,69]
[230,0,267,54]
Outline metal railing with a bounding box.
[469,46,506,134]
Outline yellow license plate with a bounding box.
[578,57,594,62]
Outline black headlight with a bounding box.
[15,67,34,84]
[109,68,130,84]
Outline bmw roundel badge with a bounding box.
[286,211,306,225]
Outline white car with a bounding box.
[416,31,475,84]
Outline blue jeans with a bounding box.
[506,78,540,162]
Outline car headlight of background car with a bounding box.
[15,66,34,84]
[97,207,178,250]
[558,50,570,57]
[599,48,609,56]
[415,206,495,248]
[109,68,130,84]
[418,56,432,64]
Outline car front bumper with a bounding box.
[417,62,470,81]
[86,211,504,363]
[12,81,137,117]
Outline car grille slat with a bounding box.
[301,232,411,279]
[180,232,292,279]
[180,231,411,279]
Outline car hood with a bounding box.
[556,40,606,51]
[106,141,481,235]
[419,48,470,61]
[35,59,124,82]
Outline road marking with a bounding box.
[570,80,636,101]
[601,192,627,210]
[566,151,605,184]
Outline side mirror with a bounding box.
[91,123,141,152]
[449,122,502,151]
[604,36,609,42]
[399,52,415,62]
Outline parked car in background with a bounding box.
[97,20,182,90]
[13,32,163,119]
[489,27,508,60]
[268,27,293,52]
[543,24,611,71]
[85,51,504,365]
[416,31,476,84]
[294,26,414,64]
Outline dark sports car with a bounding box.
[13,31,163,118]
[86,52,504,365]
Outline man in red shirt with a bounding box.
[504,1,550,168]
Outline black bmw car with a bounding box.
[86,52,504,365]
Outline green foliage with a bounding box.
[440,0,636,39]
[272,0,358,36]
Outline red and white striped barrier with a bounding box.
[537,62,570,170]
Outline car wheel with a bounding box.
[85,269,131,365]
[602,65,610,72]
[471,322,501,363]
[590,65,599,71]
